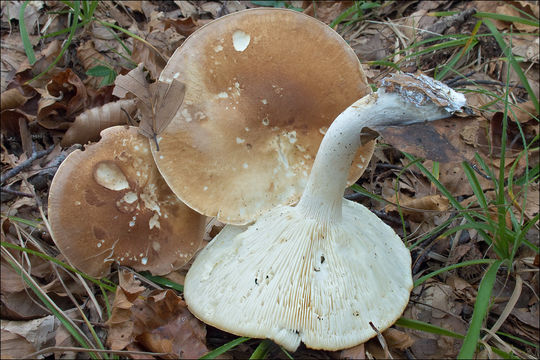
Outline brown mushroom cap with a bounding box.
[153,8,375,225]
[48,126,205,278]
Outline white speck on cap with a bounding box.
[236,137,245,144]
[141,257,148,265]
[217,92,229,98]
[232,30,250,52]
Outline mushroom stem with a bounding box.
[297,74,465,221]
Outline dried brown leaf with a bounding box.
[61,99,137,146]
[17,40,62,86]
[114,65,185,147]
[132,289,208,359]
[138,79,186,145]
[1,316,57,355]
[0,109,33,137]
[162,17,201,37]
[383,328,415,351]
[405,283,466,358]
[340,342,365,359]
[510,100,538,123]
[495,3,539,32]
[106,271,146,350]
[379,122,464,163]
[131,40,167,80]
[0,329,37,359]
[123,1,143,13]
[0,88,29,111]
[386,194,449,222]
[1,291,51,320]
[113,63,151,103]
[0,260,27,293]
[106,271,207,358]
[36,69,87,129]
[303,1,353,26]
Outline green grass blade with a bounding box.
[138,271,184,292]
[200,337,250,359]
[402,152,497,254]
[329,3,358,28]
[19,0,36,64]
[436,20,481,80]
[474,12,540,28]
[27,0,81,84]
[7,215,42,227]
[1,241,116,292]
[458,260,504,359]
[496,331,539,349]
[483,19,539,113]
[462,162,489,211]
[250,340,272,360]
[396,318,464,339]
[279,346,294,360]
[414,259,495,287]
[3,255,100,360]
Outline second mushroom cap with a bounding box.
[153,8,375,225]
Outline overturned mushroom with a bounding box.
[153,8,375,225]
[184,73,466,351]
[48,126,205,278]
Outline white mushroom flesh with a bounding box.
[185,73,466,350]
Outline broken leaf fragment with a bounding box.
[106,271,208,358]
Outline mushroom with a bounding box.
[184,73,466,351]
[152,8,375,225]
[48,126,205,278]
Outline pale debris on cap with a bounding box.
[152,8,375,225]
[184,200,412,351]
[48,126,206,278]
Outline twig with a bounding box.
[449,79,526,89]
[369,322,393,359]
[422,8,477,40]
[0,144,55,185]
[445,71,476,86]
[0,186,33,198]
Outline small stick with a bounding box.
[445,71,476,86]
[369,321,393,359]
[449,79,526,89]
[0,186,34,198]
[0,144,55,185]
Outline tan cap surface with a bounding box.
[48,126,205,278]
[153,8,374,225]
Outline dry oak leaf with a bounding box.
[0,88,29,111]
[106,271,146,350]
[36,69,87,129]
[113,63,186,146]
[132,289,208,359]
[61,99,137,146]
[385,194,449,222]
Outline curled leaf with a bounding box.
[61,99,137,146]
[113,63,186,148]
[36,69,87,129]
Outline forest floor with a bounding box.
[1,1,539,359]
